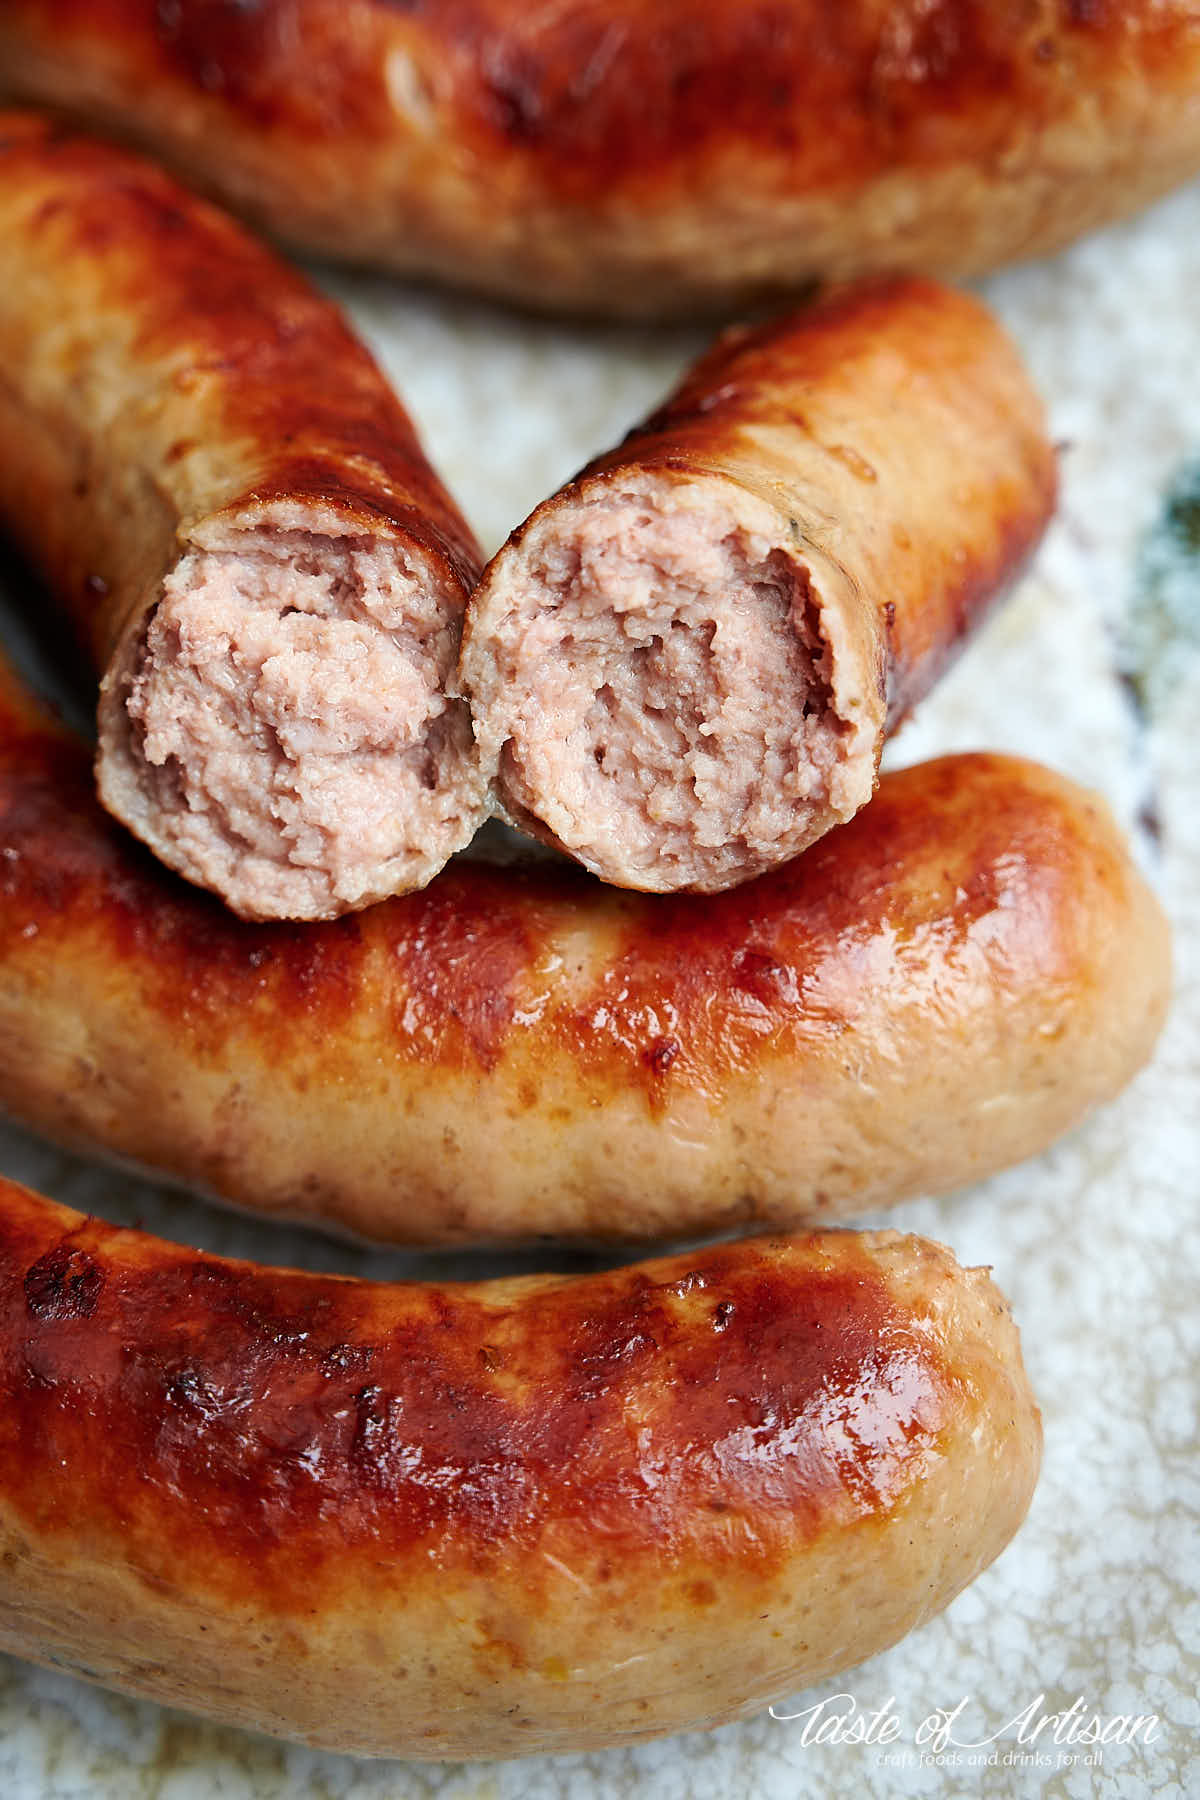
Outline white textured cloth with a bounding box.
[1,176,1198,1799]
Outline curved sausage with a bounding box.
[459,278,1055,892]
[0,2,1197,316]
[0,1186,1042,1756]
[0,110,487,921]
[0,650,1170,1246]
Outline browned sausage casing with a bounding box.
[0,650,1169,1247]
[0,1187,1042,1757]
[0,2,1197,316]
[459,278,1056,892]
[0,110,487,922]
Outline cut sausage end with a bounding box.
[98,527,485,920]
[463,475,881,891]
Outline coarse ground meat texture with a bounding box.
[106,528,483,919]
[463,476,876,891]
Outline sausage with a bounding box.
[458,278,1056,892]
[0,2,1197,317]
[0,110,487,922]
[0,1183,1042,1756]
[0,647,1170,1246]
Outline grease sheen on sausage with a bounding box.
[0,2,1198,316]
[0,650,1169,1246]
[459,277,1055,891]
[0,110,487,921]
[0,1186,1042,1756]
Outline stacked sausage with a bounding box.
[0,109,1063,920]
[0,112,1174,1760]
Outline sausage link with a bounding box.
[458,278,1056,891]
[0,650,1170,1246]
[0,110,487,921]
[0,1182,1042,1756]
[0,2,1197,315]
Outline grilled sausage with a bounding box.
[0,110,487,921]
[458,278,1055,892]
[0,2,1197,316]
[0,649,1169,1246]
[0,1187,1042,1756]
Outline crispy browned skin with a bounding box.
[0,3,1198,315]
[0,1186,1042,1755]
[460,278,1056,889]
[0,111,487,919]
[0,649,1170,1245]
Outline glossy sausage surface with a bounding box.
[0,111,486,919]
[1,2,1198,314]
[0,650,1170,1245]
[0,1183,1042,1756]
